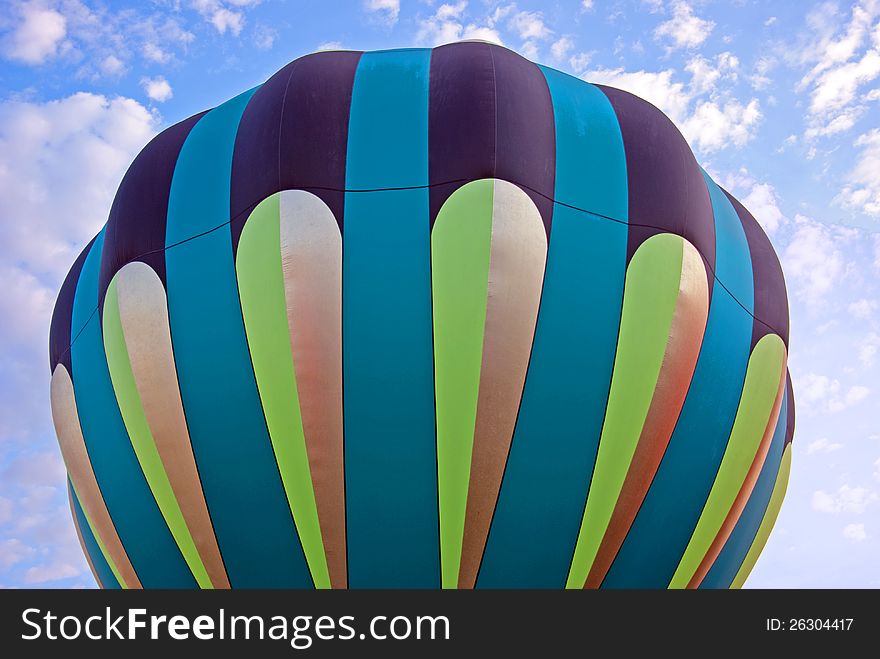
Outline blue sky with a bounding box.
[0,0,877,588]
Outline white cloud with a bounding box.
[805,107,864,139]
[142,42,170,64]
[808,50,880,117]
[848,298,878,319]
[416,5,465,46]
[99,54,124,76]
[0,91,157,276]
[798,2,878,85]
[654,1,715,51]
[750,56,775,90]
[209,8,243,35]
[151,17,196,47]
[460,26,504,43]
[796,2,880,140]
[253,23,276,50]
[402,6,552,58]
[4,2,197,78]
[681,98,761,154]
[765,16,777,27]
[844,385,870,407]
[584,60,760,155]
[191,0,258,36]
[519,39,539,60]
[740,182,784,234]
[509,10,551,41]
[719,167,757,191]
[0,538,36,570]
[686,56,722,95]
[843,522,868,541]
[797,373,837,404]
[0,496,11,524]
[859,332,880,367]
[783,215,846,307]
[796,372,870,414]
[875,457,880,481]
[689,51,739,92]
[583,67,692,123]
[137,16,195,60]
[0,266,53,436]
[2,452,66,489]
[364,0,400,26]
[0,85,166,585]
[136,17,194,66]
[23,561,80,584]
[582,0,594,10]
[141,76,173,103]
[718,51,739,72]
[812,484,878,514]
[3,1,67,65]
[316,41,343,50]
[416,2,503,47]
[317,41,343,51]
[837,128,880,216]
[569,51,591,74]
[551,36,574,61]
[0,92,157,443]
[9,487,72,540]
[487,3,514,25]
[806,438,843,455]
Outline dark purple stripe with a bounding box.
[722,189,790,348]
[596,85,715,289]
[229,60,295,240]
[429,42,495,224]
[784,371,795,447]
[230,50,361,253]
[492,45,555,233]
[428,42,555,234]
[97,112,205,308]
[49,235,96,375]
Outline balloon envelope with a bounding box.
[49,42,794,590]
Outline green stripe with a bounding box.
[102,278,212,588]
[235,193,330,589]
[566,233,684,588]
[669,333,786,588]
[70,483,126,588]
[432,179,495,588]
[730,443,792,589]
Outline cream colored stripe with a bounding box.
[115,262,230,589]
[67,483,102,587]
[280,190,347,589]
[458,180,548,588]
[50,364,141,588]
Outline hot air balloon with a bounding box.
[49,42,794,590]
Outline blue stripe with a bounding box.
[477,70,628,587]
[602,172,755,588]
[700,390,789,589]
[165,89,312,588]
[70,231,195,587]
[69,479,120,589]
[343,49,439,587]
